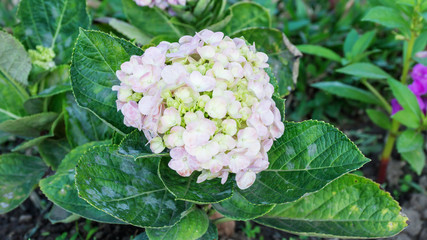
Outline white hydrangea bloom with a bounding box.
[113,29,284,189]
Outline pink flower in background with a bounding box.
[113,30,284,189]
[392,64,427,115]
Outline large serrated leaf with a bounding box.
[64,93,113,148]
[146,208,209,240]
[70,29,143,134]
[118,130,165,159]
[238,120,370,204]
[75,145,192,228]
[40,141,124,223]
[0,32,28,123]
[0,154,47,214]
[158,158,233,204]
[16,0,90,63]
[213,191,274,220]
[232,28,301,97]
[0,30,31,85]
[255,174,408,238]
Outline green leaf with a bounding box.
[401,147,425,175]
[312,81,382,105]
[197,222,218,240]
[388,78,423,120]
[343,29,359,57]
[11,112,64,152]
[232,28,302,97]
[117,130,164,159]
[47,205,80,224]
[366,109,392,130]
[38,138,71,170]
[0,112,58,137]
[70,29,143,134]
[40,141,124,224]
[297,45,342,62]
[16,0,90,63]
[255,174,408,238]
[75,145,192,228]
[392,109,420,129]
[397,129,424,153]
[337,63,391,79]
[64,93,113,148]
[238,120,370,204]
[108,18,151,45]
[158,158,233,204]
[0,32,29,122]
[350,30,376,59]
[223,2,271,35]
[0,154,47,214]
[362,6,410,36]
[213,191,274,220]
[146,208,209,240]
[122,0,183,39]
[0,30,31,85]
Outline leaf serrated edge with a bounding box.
[74,144,190,229]
[254,174,408,239]
[239,120,371,205]
[69,28,142,136]
[157,158,234,204]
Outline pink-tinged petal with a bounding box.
[161,62,188,85]
[186,71,216,92]
[228,149,252,173]
[236,171,256,190]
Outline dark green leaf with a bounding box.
[38,138,71,170]
[0,154,47,214]
[40,141,124,223]
[0,112,58,137]
[146,208,209,240]
[255,174,408,238]
[351,30,376,59]
[0,30,31,85]
[238,120,369,204]
[70,29,143,134]
[16,0,90,63]
[197,222,218,240]
[117,130,163,159]
[158,158,233,204]
[64,93,113,148]
[47,205,80,224]
[213,191,274,220]
[75,145,192,227]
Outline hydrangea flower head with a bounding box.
[113,29,284,189]
[134,0,185,9]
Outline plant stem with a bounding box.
[377,120,400,183]
[377,27,417,183]
[401,32,416,84]
[212,217,234,225]
[361,79,392,114]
